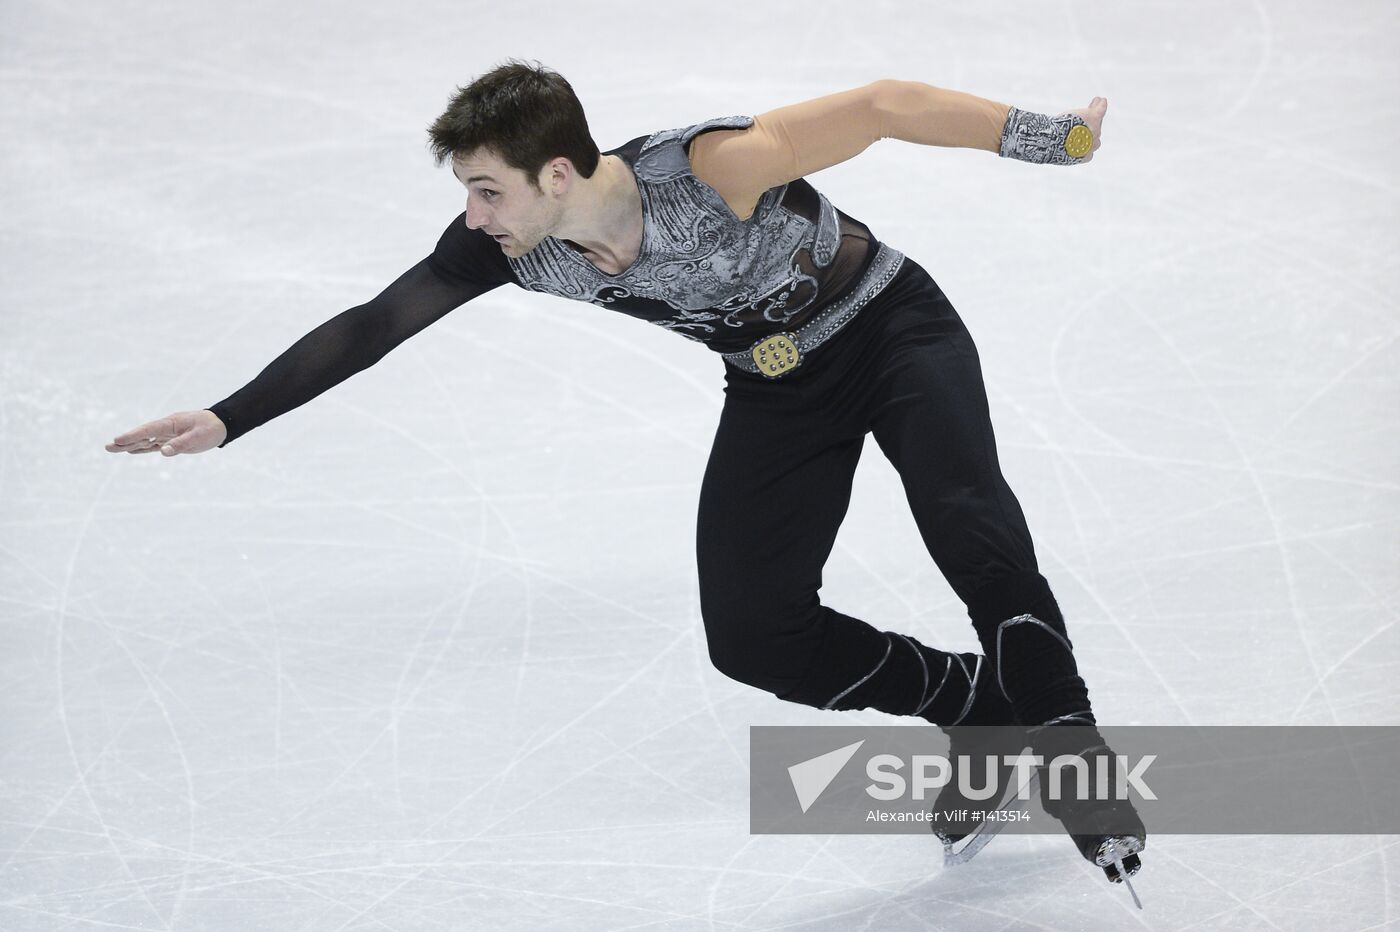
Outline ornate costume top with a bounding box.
[428,115,891,355]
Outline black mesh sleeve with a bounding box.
[206,214,513,447]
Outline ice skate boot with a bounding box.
[1033,722,1147,907]
[932,724,1036,865]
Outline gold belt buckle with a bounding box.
[751,332,802,378]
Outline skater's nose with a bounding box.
[465,201,487,230]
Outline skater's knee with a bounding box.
[699,595,823,689]
[704,631,793,693]
[701,614,753,682]
[705,637,765,688]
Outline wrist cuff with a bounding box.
[998,106,1093,165]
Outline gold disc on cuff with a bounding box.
[1065,124,1094,158]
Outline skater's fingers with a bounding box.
[110,417,175,447]
[105,434,165,454]
[106,438,160,452]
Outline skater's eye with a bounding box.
[478,189,499,200]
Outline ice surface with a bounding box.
[2,0,1397,928]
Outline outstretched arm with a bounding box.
[203,257,495,447]
[689,80,1107,218]
[106,254,500,455]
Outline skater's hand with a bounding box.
[106,409,226,456]
[1063,97,1107,162]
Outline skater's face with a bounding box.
[451,147,567,258]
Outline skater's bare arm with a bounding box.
[106,256,500,455]
[689,81,1108,218]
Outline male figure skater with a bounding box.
[106,60,1143,883]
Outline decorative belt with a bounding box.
[722,243,905,378]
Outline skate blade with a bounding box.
[941,770,1040,868]
[1097,838,1144,911]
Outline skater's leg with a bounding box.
[863,260,1144,865]
[695,371,1009,726]
[862,262,1091,729]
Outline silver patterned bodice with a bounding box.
[503,115,893,354]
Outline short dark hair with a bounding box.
[427,59,601,192]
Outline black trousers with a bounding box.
[696,256,1093,728]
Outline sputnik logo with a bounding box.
[787,740,865,813]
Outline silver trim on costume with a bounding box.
[916,655,954,717]
[822,632,893,710]
[994,613,1074,701]
[722,243,906,375]
[1031,711,1095,731]
[895,633,930,716]
[948,655,983,726]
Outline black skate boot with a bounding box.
[1055,793,1145,883]
[930,725,1027,845]
[1033,722,1147,906]
[932,724,1036,865]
